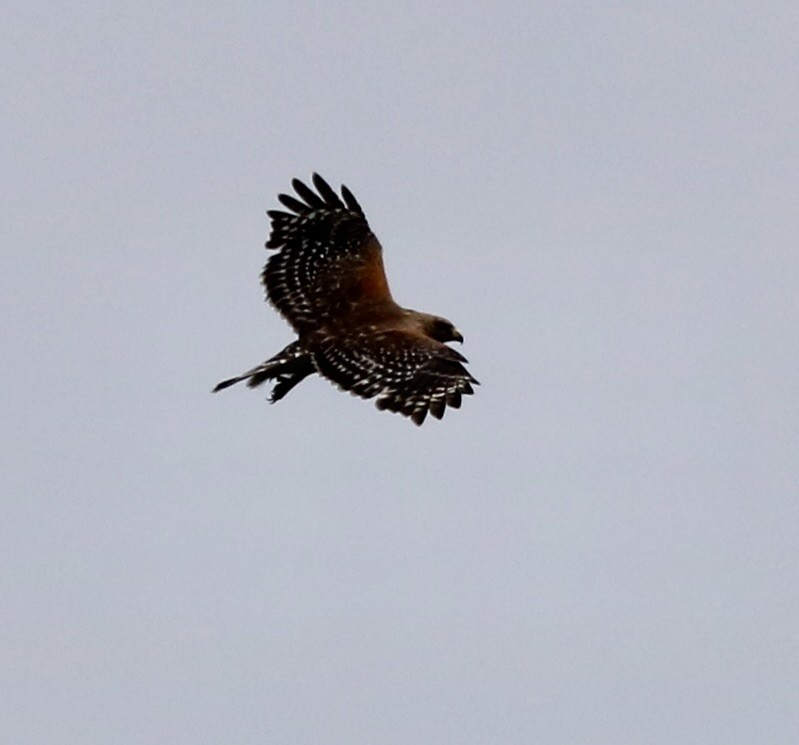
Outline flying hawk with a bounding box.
[214,174,478,425]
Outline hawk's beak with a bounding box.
[452,329,464,344]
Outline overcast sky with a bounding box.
[3,2,798,743]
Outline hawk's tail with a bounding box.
[213,342,315,403]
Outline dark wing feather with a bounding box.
[262,174,393,332]
[340,185,363,214]
[277,193,310,214]
[312,330,479,426]
[291,178,326,208]
[311,173,344,205]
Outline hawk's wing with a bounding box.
[312,329,479,426]
[262,174,392,333]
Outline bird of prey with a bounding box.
[214,174,478,425]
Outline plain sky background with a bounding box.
[3,2,798,743]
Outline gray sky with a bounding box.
[3,2,798,743]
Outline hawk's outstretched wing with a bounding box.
[311,329,478,426]
[262,173,392,333]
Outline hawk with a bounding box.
[214,173,478,425]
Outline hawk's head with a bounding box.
[422,314,464,344]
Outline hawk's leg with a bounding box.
[213,342,315,403]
